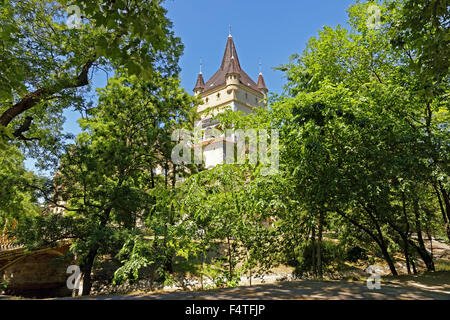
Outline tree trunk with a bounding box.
[164,257,173,274]
[150,165,155,189]
[401,192,411,274]
[164,161,168,188]
[411,258,417,274]
[367,207,398,276]
[80,246,99,296]
[227,235,233,281]
[172,164,177,189]
[246,249,252,286]
[335,208,398,275]
[317,212,323,279]
[413,200,435,271]
[402,236,411,275]
[438,182,450,223]
[201,249,205,290]
[435,183,450,241]
[379,242,398,276]
[79,206,112,296]
[311,226,316,277]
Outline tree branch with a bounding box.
[0,58,96,128]
[12,116,39,141]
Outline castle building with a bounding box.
[193,32,268,169]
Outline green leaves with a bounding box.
[0,0,183,164]
[0,144,40,229]
[267,0,449,273]
[113,235,153,284]
[389,0,449,86]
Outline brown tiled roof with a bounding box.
[257,73,268,91]
[194,72,205,91]
[225,56,240,75]
[201,36,260,93]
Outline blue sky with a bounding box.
[164,0,356,95]
[66,0,356,133]
[29,0,357,172]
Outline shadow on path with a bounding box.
[73,278,450,300]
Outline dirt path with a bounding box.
[65,273,450,300]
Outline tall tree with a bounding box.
[0,0,182,155]
[13,73,197,295]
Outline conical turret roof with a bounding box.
[194,72,205,91]
[202,35,259,93]
[257,73,268,91]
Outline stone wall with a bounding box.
[0,244,73,298]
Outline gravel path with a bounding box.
[69,277,450,300]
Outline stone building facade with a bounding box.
[193,32,268,169]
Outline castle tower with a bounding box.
[193,32,268,169]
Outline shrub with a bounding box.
[345,246,368,262]
[293,240,344,277]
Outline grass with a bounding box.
[435,259,450,272]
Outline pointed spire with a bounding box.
[202,32,262,93]
[229,24,232,38]
[220,35,241,71]
[257,72,268,92]
[194,70,205,92]
[225,54,240,75]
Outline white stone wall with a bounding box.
[196,82,266,170]
[203,141,224,169]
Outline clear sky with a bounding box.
[28,0,357,172]
[66,0,357,135]
[164,0,356,95]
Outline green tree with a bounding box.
[0,144,40,229]
[273,0,448,274]
[13,73,197,295]
[0,0,182,156]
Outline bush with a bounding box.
[293,240,344,277]
[345,246,368,262]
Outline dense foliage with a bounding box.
[1,0,449,296]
